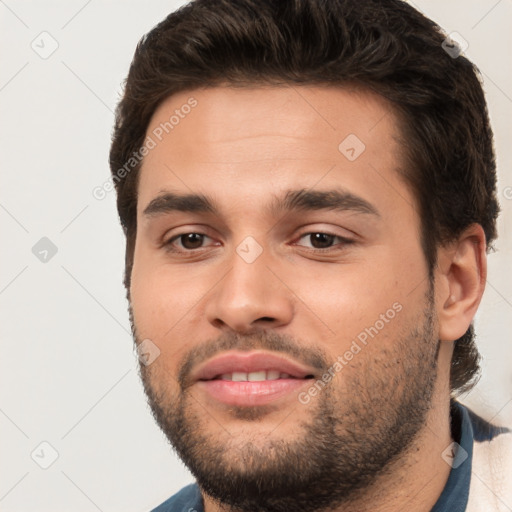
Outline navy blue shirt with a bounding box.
[151,401,509,512]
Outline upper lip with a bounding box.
[191,351,317,382]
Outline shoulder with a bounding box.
[462,403,512,512]
[150,483,203,512]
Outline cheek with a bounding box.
[290,264,393,323]
[286,248,423,354]
[130,274,188,385]
[130,254,214,366]
[131,272,189,336]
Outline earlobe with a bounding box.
[437,224,487,342]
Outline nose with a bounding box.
[205,245,294,333]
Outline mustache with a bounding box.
[178,330,328,390]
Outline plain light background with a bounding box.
[0,1,511,511]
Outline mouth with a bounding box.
[207,370,306,381]
[191,351,317,407]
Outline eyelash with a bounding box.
[163,231,355,254]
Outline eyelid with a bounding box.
[291,221,360,239]
[162,223,216,244]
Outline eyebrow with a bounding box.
[143,188,380,218]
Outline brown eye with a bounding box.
[295,232,354,251]
[308,233,336,249]
[177,233,205,249]
[165,232,212,252]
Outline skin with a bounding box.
[130,85,487,512]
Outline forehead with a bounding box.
[137,85,412,220]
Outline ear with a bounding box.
[436,224,487,342]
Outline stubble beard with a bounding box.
[133,289,439,512]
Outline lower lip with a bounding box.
[196,378,310,406]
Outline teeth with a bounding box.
[218,370,294,381]
[248,371,266,381]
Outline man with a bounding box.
[109,0,511,511]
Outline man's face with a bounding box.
[129,86,440,511]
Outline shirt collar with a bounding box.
[430,400,474,512]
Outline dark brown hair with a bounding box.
[109,0,499,396]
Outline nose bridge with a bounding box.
[206,238,293,331]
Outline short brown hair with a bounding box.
[109,0,500,396]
